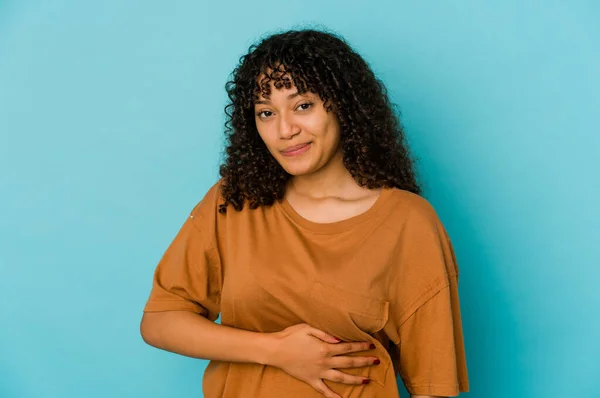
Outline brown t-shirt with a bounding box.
[143,179,470,397]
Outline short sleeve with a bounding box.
[142,189,223,322]
[387,196,469,396]
[397,276,469,396]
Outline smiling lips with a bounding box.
[281,142,311,156]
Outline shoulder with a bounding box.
[384,188,455,266]
[385,187,459,279]
[385,188,444,230]
[189,178,226,221]
[385,190,460,317]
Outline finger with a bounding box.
[312,379,342,398]
[328,341,374,356]
[307,327,342,344]
[322,369,370,386]
[327,354,379,369]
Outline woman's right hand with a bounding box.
[266,323,380,398]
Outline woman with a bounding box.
[140,28,470,398]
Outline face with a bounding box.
[253,76,342,176]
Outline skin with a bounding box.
[254,74,383,223]
[254,76,445,398]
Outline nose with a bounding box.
[278,111,300,139]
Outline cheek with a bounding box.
[320,120,341,148]
[256,127,282,158]
[256,125,274,146]
[301,117,323,135]
[310,113,339,137]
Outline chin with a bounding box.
[282,167,311,176]
[280,161,316,176]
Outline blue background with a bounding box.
[1,1,599,397]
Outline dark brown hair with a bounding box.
[218,27,422,213]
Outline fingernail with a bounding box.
[362,379,370,384]
[369,343,376,349]
[373,359,380,365]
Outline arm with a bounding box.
[140,310,274,365]
[389,200,470,398]
[141,312,381,398]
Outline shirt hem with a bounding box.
[404,380,470,396]
[143,299,206,315]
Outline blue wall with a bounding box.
[1,1,598,397]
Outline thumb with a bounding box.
[307,327,342,344]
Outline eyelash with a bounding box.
[256,102,313,119]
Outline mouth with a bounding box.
[281,142,312,156]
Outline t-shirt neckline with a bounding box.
[276,186,394,234]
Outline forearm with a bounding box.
[140,310,274,365]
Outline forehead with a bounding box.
[254,90,305,105]
[253,74,318,105]
[253,64,312,96]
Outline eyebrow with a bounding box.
[254,91,303,105]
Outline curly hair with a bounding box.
[217,27,422,214]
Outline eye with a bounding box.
[297,102,313,111]
[255,102,313,120]
[256,110,273,119]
